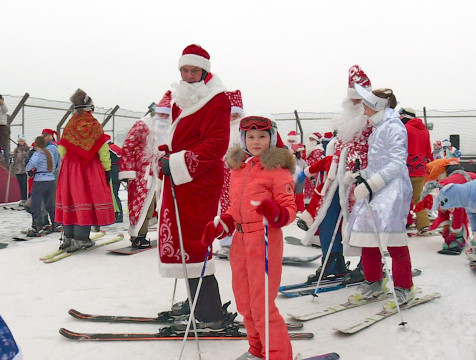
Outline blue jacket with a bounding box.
[25,150,56,182]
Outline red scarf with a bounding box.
[59,112,108,161]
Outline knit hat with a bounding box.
[323,132,333,141]
[155,90,172,115]
[18,134,26,142]
[399,107,416,120]
[309,132,322,142]
[42,128,58,140]
[426,158,459,182]
[178,44,211,72]
[225,90,245,116]
[433,140,442,149]
[287,130,299,143]
[347,65,372,100]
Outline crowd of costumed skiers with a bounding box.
[1,44,474,360]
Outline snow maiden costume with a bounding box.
[348,84,414,304]
[119,90,171,245]
[300,65,374,279]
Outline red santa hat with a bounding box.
[225,90,245,117]
[42,128,58,140]
[323,132,334,141]
[291,143,305,154]
[178,44,211,73]
[347,65,372,100]
[287,130,299,143]
[156,90,172,115]
[309,132,322,142]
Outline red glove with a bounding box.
[201,214,234,247]
[414,195,433,213]
[255,199,290,228]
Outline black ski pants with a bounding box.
[188,274,224,322]
[30,180,55,228]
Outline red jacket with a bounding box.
[405,118,432,177]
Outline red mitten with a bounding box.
[414,195,433,213]
[443,231,456,246]
[255,199,290,228]
[200,214,234,247]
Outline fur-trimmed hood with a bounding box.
[226,145,296,173]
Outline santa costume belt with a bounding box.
[236,221,264,233]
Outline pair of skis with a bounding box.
[39,232,124,263]
[287,291,441,334]
[60,307,313,341]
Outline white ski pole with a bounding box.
[311,209,343,300]
[263,217,270,360]
[169,177,202,360]
[363,197,407,326]
[179,246,212,360]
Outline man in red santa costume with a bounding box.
[119,90,172,247]
[158,44,230,331]
[285,130,300,150]
[299,65,374,283]
[216,90,245,256]
[304,132,325,201]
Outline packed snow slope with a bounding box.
[0,200,475,360]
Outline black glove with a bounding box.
[161,154,171,176]
[27,168,36,177]
[105,171,111,183]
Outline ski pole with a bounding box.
[263,217,270,360]
[169,177,202,360]
[171,278,178,308]
[363,198,407,326]
[179,246,211,360]
[312,209,343,300]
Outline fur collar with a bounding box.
[227,145,296,173]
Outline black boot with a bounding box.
[131,236,150,249]
[115,212,123,223]
[307,253,348,282]
[297,219,309,231]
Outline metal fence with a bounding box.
[3,94,476,158]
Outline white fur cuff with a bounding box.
[170,150,193,186]
[304,166,314,177]
[118,170,136,180]
[368,173,386,193]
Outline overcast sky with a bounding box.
[3,0,475,114]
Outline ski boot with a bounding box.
[340,263,365,286]
[44,223,63,234]
[67,238,95,253]
[131,236,151,249]
[307,253,348,283]
[26,221,43,237]
[384,286,415,310]
[438,238,465,255]
[349,278,388,302]
[235,352,262,360]
[59,237,73,250]
[172,311,237,333]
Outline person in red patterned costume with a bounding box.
[304,132,324,202]
[158,44,230,331]
[216,90,245,256]
[119,90,171,247]
[298,65,374,282]
[55,89,115,252]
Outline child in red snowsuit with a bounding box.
[202,116,296,360]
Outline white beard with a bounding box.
[172,80,210,109]
[144,115,171,168]
[305,139,323,154]
[331,98,368,144]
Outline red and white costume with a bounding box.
[158,73,230,278]
[304,132,324,200]
[119,91,171,237]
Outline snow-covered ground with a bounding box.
[0,194,475,360]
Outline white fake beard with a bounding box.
[144,116,171,167]
[172,80,209,109]
[331,98,368,144]
[305,139,323,153]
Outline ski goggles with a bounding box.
[239,116,273,131]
